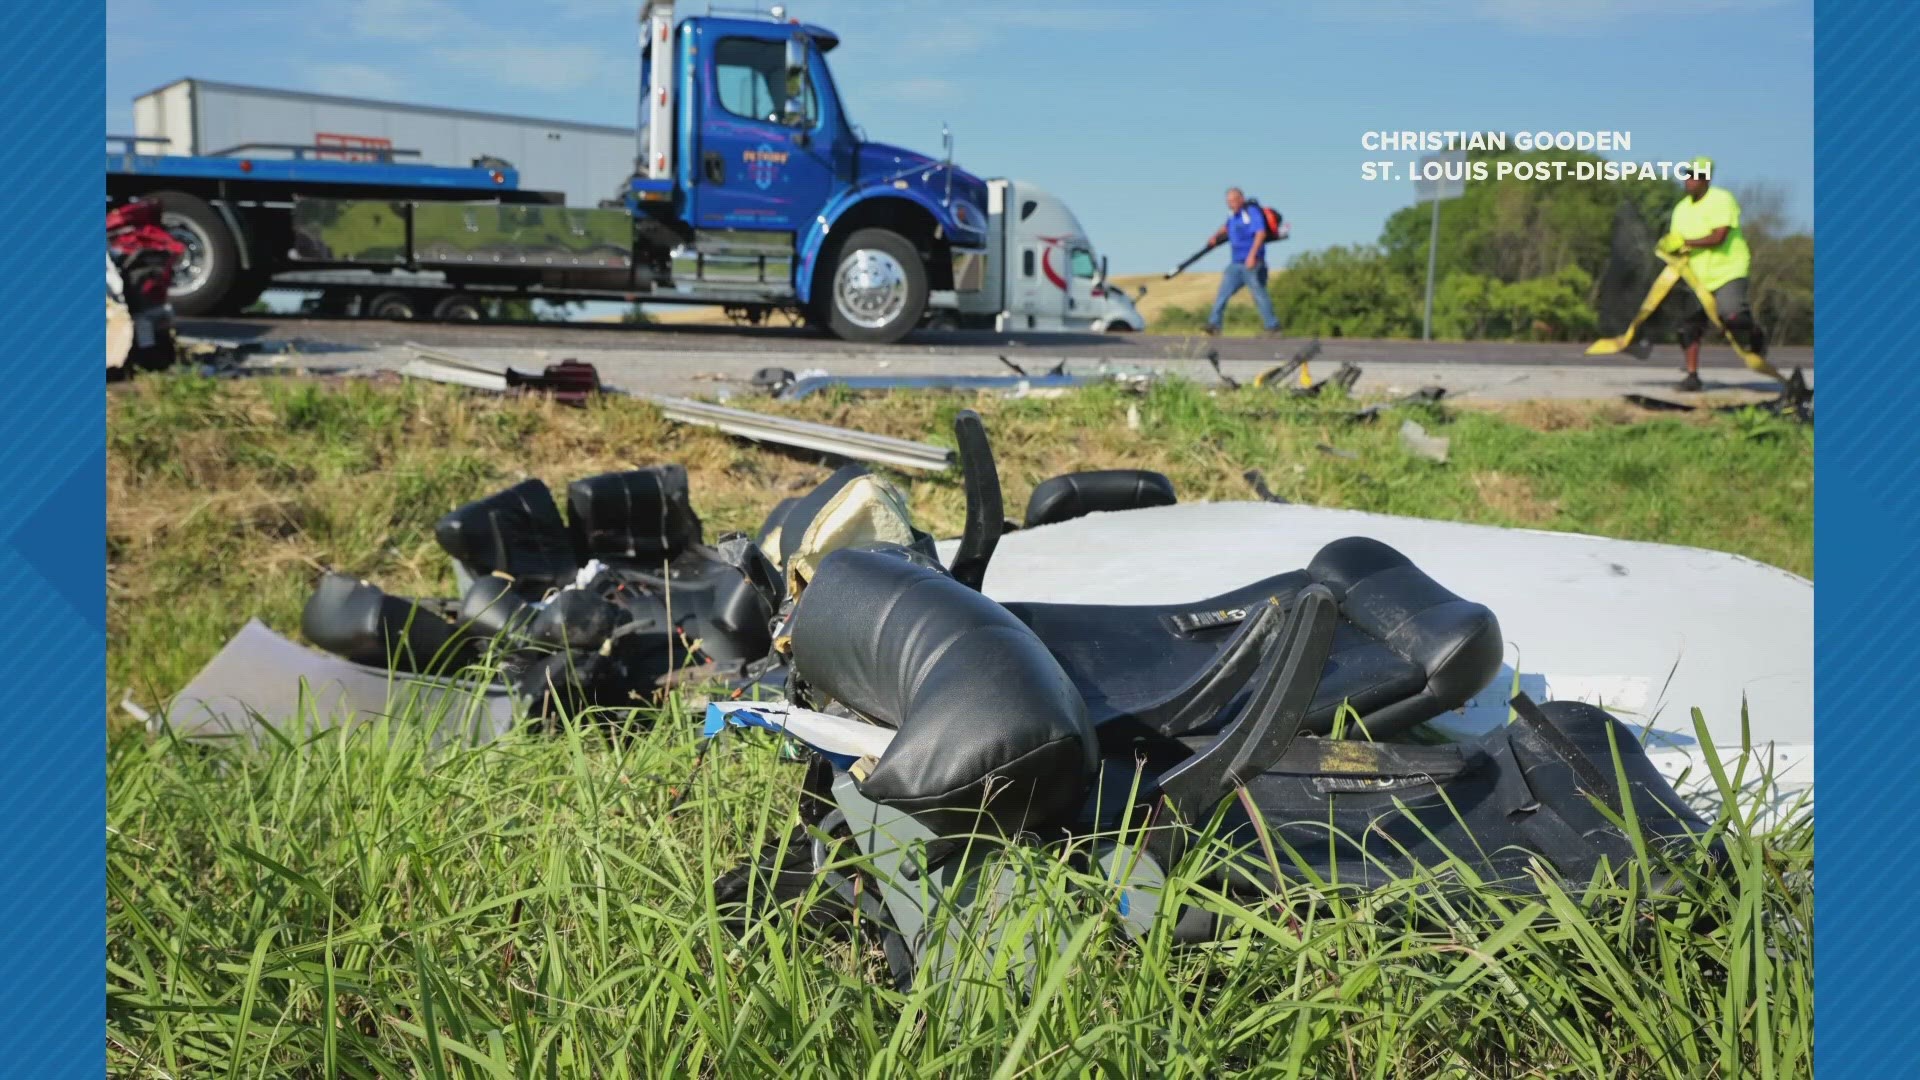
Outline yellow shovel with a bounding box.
[1586,248,1783,383]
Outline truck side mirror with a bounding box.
[782,35,808,128]
[1098,255,1109,285]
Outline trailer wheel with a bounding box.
[151,191,239,318]
[368,292,420,321]
[824,229,927,345]
[432,294,486,322]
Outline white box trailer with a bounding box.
[133,79,638,208]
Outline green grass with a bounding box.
[106,372,1814,1075]
[107,699,1812,1077]
[107,373,1811,714]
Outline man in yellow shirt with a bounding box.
[1664,157,1760,391]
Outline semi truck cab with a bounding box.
[969,178,1145,333]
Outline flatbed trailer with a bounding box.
[106,136,576,318]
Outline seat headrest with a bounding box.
[1308,536,1503,706]
[1024,469,1177,529]
[789,547,1096,834]
[433,478,578,591]
[566,465,703,565]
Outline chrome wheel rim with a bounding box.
[834,248,908,330]
[163,216,211,296]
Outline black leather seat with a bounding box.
[1005,536,1502,740]
[304,466,780,705]
[764,413,1500,742]
[780,543,1712,902]
[786,534,1500,834]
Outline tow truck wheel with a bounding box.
[368,292,420,321]
[432,294,486,321]
[825,229,927,345]
[150,191,240,318]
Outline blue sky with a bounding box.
[108,0,1812,275]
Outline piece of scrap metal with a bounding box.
[400,344,953,472]
[1399,419,1451,463]
[778,371,1101,401]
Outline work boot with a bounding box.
[1203,324,1222,337]
[1676,372,1704,393]
[1262,327,1284,340]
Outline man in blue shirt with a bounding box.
[1205,187,1282,336]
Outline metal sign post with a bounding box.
[1415,151,1467,341]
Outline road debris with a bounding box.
[1622,367,1813,422]
[778,371,1101,400]
[1243,468,1289,503]
[751,366,797,395]
[1205,349,1238,389]
[1250,338,1323,388]
[150,618,518,747]
[106,198,182,379]
[999,355,1069,378]
[1399,419,1451,463]
[1623,394,1694,413]
[400,345,953,472]
[1352,385,1447,422]
[1295,361,1363,398]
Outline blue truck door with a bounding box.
[691,32,835,232]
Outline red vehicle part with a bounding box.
[108,198,186,308]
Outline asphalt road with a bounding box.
[182,315,1812,372]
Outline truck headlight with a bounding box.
[952,199,987,233]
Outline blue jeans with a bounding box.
[1209,261,1279,331]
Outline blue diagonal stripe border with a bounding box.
[1816,0,1920,1072]
[0,3,105,1074]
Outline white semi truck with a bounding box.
[963,178,1144,333]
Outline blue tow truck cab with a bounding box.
[105,2,991,343]
[630,1,989,341]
